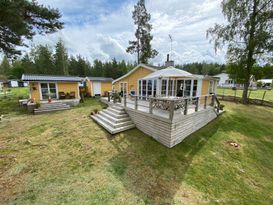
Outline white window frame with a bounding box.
[39,82,59,101]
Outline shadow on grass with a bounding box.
[106,116,222,204]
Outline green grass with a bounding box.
[0,87,29,115]
[0,98,273,204]
[217,87,273,101]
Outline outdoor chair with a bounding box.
[59,92,66,99]
[69,92,76,99]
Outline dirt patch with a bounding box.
[226,140,240,148]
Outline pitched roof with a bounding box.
[113,63,159,84]
[22,74,83,82]
[87,77,113,82]
[142,66,193,79]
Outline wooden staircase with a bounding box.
[91,104,135,134]
[34,102,70,114]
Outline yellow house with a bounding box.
[85,77,113,97]
[112,64,158,96]
[113,64,218,98]
[22,74,83,103]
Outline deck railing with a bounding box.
[107,92,219,121]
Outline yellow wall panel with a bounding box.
[57,82,79,99]
[101,82,112,96]
[113,66,154,94]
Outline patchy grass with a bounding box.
[0,87,29,115]
[217,87,273,101]
[0,99,273,204]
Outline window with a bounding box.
[153,80,157,97]
[168,80,174,96]
[40,83,57,100]
[161,79,167,96]
[192,80,198,97]
[142,80,147,98]
[184,80,191,97]
[176,80,184,97]
[209,80,215,93]
[147,80,152,97]
[138,80,142,96]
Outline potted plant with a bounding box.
[46,93,53,103]
[111,92,121,103]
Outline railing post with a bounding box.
[204,96,207,109]
[107,92,110,102]
[169,101,175,121]
[195,97,199,112]
[124,94,126,107]
[211,94,215,106]
[135,95,138,110]
[149,99,153,114]
[184,99,188,115]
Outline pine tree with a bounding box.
[126,0,158,64]
[33,45,54,74]
[0,0,63,57]
[54,40,69,75]
[0,56,10,75]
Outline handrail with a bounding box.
[108,91,217,120]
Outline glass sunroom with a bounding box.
[138,66,215,99]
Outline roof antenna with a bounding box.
[169,34,173,61]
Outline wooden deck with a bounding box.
[100,95,223,148]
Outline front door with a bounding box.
[40,83,57,100]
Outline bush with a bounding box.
[219,104,225,110]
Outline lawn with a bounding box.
[217,87,273,101]
[0,87,29,115]
[0,90,273,204]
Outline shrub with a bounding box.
[219,104,225,110]
[111,92,121,103]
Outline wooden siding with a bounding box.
[170,108,217,147]
[113,66,154,94]
[101,82,112,97]
[126,107,218,148]
[57,82,80,99]
[29,81,79,102]
[201,80,209,95]
[29,82,40,101]
[86,79,92,96]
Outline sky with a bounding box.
[33,0,227,65]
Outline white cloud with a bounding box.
[30,0,226,65]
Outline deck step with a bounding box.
[99,111,131,123]
[34,102,70,114]
[91,115,135,134]
[91,105,135,134]
[102,109,128,119]
[34,107,70,114]
[107,107,126,115]
[95,114,134,128]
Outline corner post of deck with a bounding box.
[204,96,207,109]
[169,100,175,121]
[135,95,138,110]
[211,94,215,106]
[184,99,188,115]
[107,92,110,102]
[124,94,127,107]
[149,98,153,114]
[195,97,199,112]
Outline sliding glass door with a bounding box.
[40,83,57,100]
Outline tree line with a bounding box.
[0,40,136,80]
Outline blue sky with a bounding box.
[33,0,226,65]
